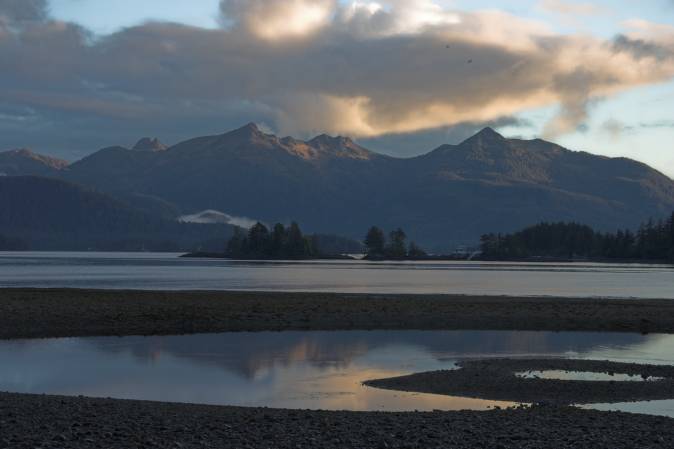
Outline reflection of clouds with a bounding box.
[271,364,518,411]
[0,331,668,411]
[87,331,647,380]
[583,335,674,365]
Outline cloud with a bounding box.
[178,210,260,228]
[220,0,336,40]
[638,119,674,129]
[537,0,607,16]
[0,0,47,25]
[600,118,628,140]
[598,118,674,141]
[1,0,674,157]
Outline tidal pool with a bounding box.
[1,330,674,415]
[516,371,664,382]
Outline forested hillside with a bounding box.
[0,176,232,251]
[480,213,674,261]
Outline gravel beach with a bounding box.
[365,358,674,405]
[1,288,674,339]
[4,288,674,448]
[2,392,674,449]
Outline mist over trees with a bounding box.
[480,212,674,261]
[364,226,427,259]
[0,176,233,251]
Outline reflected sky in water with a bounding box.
[2,330,674,415]
[0,252,673,298]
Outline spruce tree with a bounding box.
[286,222,305,258]
[248,222,270,256]
[387,228,407,258]
[364,226,385,256]
[270,223,287,257]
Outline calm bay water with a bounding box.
[1,251,673,298]
[3,252,674,416]
[2,330,674,415]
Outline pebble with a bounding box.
[1,391,673,449]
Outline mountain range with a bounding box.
[0,176,232,251]
[2,124,674,250]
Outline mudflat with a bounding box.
[1,288,673,339]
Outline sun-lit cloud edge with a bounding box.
[0,0,673,148]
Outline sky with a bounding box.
[1,0,673,177]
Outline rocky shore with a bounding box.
[3,288,674,448]
[2,392,674,449]
[2,288,674,339]
[366,358,674,405]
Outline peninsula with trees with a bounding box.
[362,226,429,260]
[480,212,674,262]
[183,222,360,260]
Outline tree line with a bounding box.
[0,234,28,251]
[363,226,426,259]
[480,212,674,261]
[225,222,318,259]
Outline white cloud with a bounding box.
[538,0,607,17]
[220,0,336,40]
[178,210,259,228]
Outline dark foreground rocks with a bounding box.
[366,358,674,405]
[2,288,674,339]
[1,392,674,449]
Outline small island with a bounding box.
[182,221,357,260]
[183,221,477,261]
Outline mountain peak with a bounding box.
[310,134,355,145]
[0,148,69,170]
[472,127,505,141]
[308,134,373,160]
[220,122,272,143]
[5,148,32,156]
[242,122,261,131]
[456,127,508,151]
[133,137,167,152]
[232,122,263,135]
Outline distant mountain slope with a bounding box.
[0,149,68,176]
[133,137,167,152]
[36,124,674,249]
[65,123,393,226]
[0,176,231,251]
[399,128,674,246]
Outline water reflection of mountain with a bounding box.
[87,331,649,380]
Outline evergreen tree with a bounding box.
[387,228,407,258]
[223,220,324,259]
[270,223,287,257]
[226,226,247,257]
[248,222,270,255]
[364,226,386,256]
[480,212,674,261]
[407,241,426,258]
[285,222,305,258]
